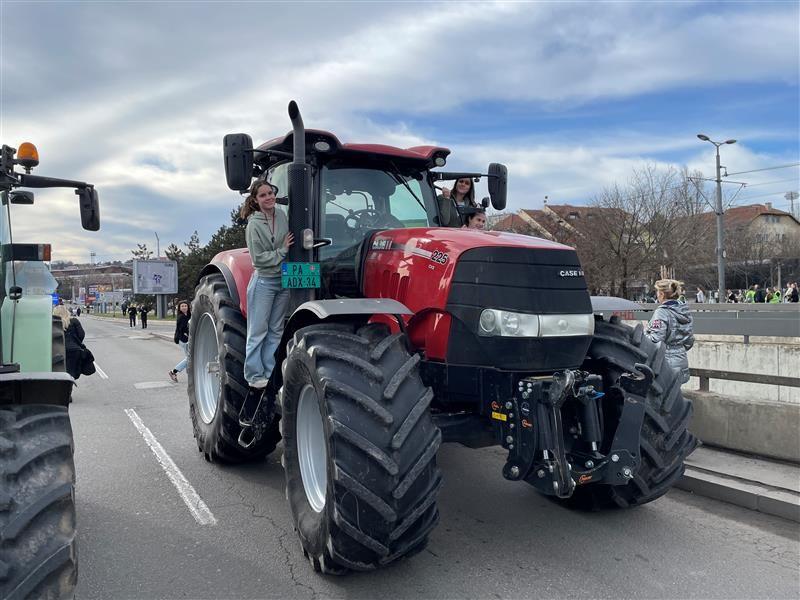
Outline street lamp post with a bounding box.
[697,134,736,302]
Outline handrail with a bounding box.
[688,367,800,391]
[596,303,800,339]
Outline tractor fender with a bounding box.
[590,296,642,312]
[0,372,74,407]
[273,298,414,390]
[590,296,646,320]
[292,298,412,321]
[198,262,241,310]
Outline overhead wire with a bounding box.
[725,163,800,177]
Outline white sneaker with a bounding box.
[249,379,269,389]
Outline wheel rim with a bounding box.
[194,312,221,425]
[297,384,328,513]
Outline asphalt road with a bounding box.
[71,316,800,599]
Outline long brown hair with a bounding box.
[239,179,277,221]
[453,177,476,206]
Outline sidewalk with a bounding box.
[677,445,800,522]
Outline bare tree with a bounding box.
[585,165,714,298]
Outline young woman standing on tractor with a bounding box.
[240,179,294,394]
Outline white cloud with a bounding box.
[1,1,797,262]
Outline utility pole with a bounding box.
[786,191,799,219]
[697,134,737,302]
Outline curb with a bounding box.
[677,466,800,523]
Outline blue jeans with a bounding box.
[244,274,290,386]
[174,341,189,373]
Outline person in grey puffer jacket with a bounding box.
[646,279,695,383]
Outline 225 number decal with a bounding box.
[430,250,449,265]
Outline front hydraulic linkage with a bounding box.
[500,370,578,498]
[499,364,652,498]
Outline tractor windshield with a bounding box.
[319,162,438,258]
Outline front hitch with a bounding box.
[499,365,652,498]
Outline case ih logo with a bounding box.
[559,269,584,277]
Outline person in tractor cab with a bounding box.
[463,207,487,229]
[437,177,477,227]
[646,279,695,383]
[240,179,294,393]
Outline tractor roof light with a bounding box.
[16,142,39,171]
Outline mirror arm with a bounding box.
[18,173,90,190]
[250,148,294,160]
[431,171,502,181]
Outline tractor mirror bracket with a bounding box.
[9,191,34,205]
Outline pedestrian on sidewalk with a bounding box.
[754,284,766,303]
[789,282,799,303]
[168,300,191,383]
[695,287,706,303]
[646,279,695,384]
[127,304,137,327]
[139,305,149,329]
[241,179,293,398]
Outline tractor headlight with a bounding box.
[478,310,593,338]
[478,309,539,337]
[538,313,595,337]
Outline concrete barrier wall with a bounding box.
[683,335,800,405]
[686,390,800,463]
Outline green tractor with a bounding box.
[0,142,99,599]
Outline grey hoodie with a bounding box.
[246,209,289,277]
[646,300,695,383]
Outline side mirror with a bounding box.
[9,190,34,204]
[487,163,507,210]
[77,187,100,231]
[481,196,490,209]
[223,133,254,192]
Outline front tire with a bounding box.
[188,273,280,463]
[562,316,698,509]
[0,405,77,600]
[280,323,442,573]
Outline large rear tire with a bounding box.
[0,405,77,600]
[188,273,280,463]
[562,316,698,509]
[280,322,442,573]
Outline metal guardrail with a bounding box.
[598,303,800,339]
[689,367,800,391]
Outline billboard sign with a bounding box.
[133,260,178,294]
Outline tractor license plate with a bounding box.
[281,262,321,289]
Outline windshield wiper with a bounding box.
[387,162,426,212]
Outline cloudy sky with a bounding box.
[2,1,798,263]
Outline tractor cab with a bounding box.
[223,105,507,303]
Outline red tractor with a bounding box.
[187,102,696,574]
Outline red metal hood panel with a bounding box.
[362,228,575,314]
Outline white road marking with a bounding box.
[134,381,173,390]
[94,363,109,379]
[124,408,217,526]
